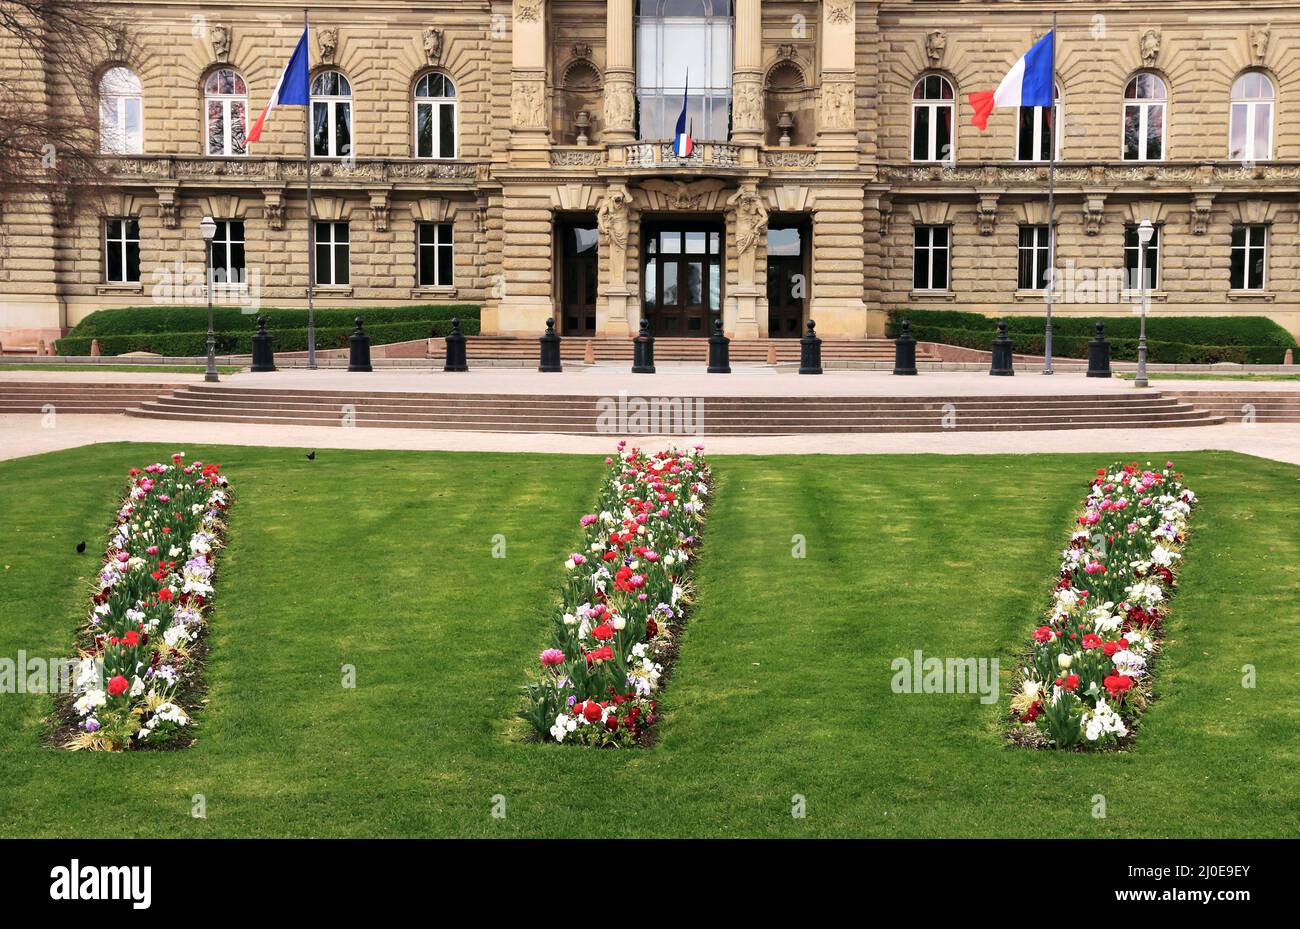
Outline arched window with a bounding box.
[204,68,248,156]
[1123,73,1166,161]
[414,72,456,159]
[99,67,143,154]
[635,0,734,142]
[311,70,352,158]
[912,74,954,162]
[1016,83,1061,162]
[1230,72,1274,162]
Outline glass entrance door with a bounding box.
[559,221,598,336]
[642,224,722,336]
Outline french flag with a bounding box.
[968,30,1054,131]
[247,29,311,144]
[672,76,694,157]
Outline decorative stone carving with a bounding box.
[262,189,285,231]
[925,31,947,66]
[763,149,815,168]
[155,188,178,229]
[368,189,390,232]
[1083,194,1106,236]
[879,199,893,236]
[729,187,770,256]
[733,80,762,132]
[642,178,726,211]
[211,24,231,61]
[572,43,592,61]
[1250,25,1270,61]
[826,0,853,25]
[318,27,338,64]
[820,81,854,130]
[550,148,605,167]
[604,82,634,132]
[976,194,998,236]
[515,0,542,23]
[1191,194,1214,235]
[777,43,797,60]
[423,27,444,65]
[512,79,546,128]
[1140,29,1161,66]
[596,186,630,284]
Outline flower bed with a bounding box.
[518,443,711,747]
[60,453,232,751]
[1009,461,1196,749]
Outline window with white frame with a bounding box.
[1230,224,1267,290]
[1123,224,1160,289]
[414,72,457,159]
[314,221,350,286]
[1229,72,1274,163]
[912,74,955,162]
[417,222,454,287]
[210,220,246,284]
[1123,73,1166,161]
[1017,225,1052,290]
[635,0,733,142]
[1016,85,1060,162]
[99,67,143,154]
[204,68,248,156]
[104,218,140,283]
[311,70,353,158]
[913,225,950,291]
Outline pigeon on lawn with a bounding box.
[76,540,86,554]
[306,451,316,461]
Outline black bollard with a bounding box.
[799,319,823,375]
[1087,322,1112,378]
[539,317,562,372]
[989,320,1015,376]
[707,318,731,374]
[348,316,372,372]
[632,317,655,374]
[250,315,276,372]
[444,316,468,372]
[892,319,918,376]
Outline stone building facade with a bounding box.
[3,0,1299,349]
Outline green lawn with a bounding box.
[0,445,1296,837]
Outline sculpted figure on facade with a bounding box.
[1250,25,1270,61]
[733,81,762,131]
[597,186,631,282]
[423,27,443,65]
[513,80,546,128]
[729,187,769,256]
[925,31,947,66]
[604,82,634,132]
[820,81,854,130]
[211,24,231,61]
[1140,29,1161,66]
[318,28,338,64]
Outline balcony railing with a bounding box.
[612,141,741,169]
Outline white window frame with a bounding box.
[315,221,350,286]
[1123,224,1161,290]
[1015,84,1061,162]
[913,225,951,291]
[413,72,457,159]
[1229,72,1274,163]
[634,0,734,143]
[99,67,143,155]
[911,74,956,163]
[104,217,140,283]
[211,220,246,285]
[417,222,455,287]
[1230,224,1268,291]
[1017,225,1053,290]
[311,70,353,159]
[204,68,248,157]
[1122,73,1167,162]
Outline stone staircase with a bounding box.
[426,336,936,365]
[1166,391,1300,423]
[0,381,181,414]
[127,385,1224,434]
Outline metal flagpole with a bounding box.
[304,7,316,370]
[1043,11,1057,375]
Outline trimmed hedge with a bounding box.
[888,310,1297,364]
[56,317,480,357]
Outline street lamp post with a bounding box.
[1135,218,1153,388]
[199,215,219,383]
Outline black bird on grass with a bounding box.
[306,451,316,461]
[75,540,86,554]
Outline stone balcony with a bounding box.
[102,155,488,187]
[882,161,1300,194]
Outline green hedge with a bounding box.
[56,317,480,357]
[65,304,480,339]
[888,310,1297,364]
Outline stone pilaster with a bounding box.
[509,0,550,166]
[812,185,870,337]
[817,0,859,168]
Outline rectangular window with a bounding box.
[1230,224,1267,290]
[104,218,141,283]
[210,220,246,284]
[913,225,950,291]
[314,221,350,286]
[1123,224,1160,289]
[635,8,733,141]
[1017,225,1052,290]
[1016,103,1058,161]
[417,222,454,287]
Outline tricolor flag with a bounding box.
[247,29,311,144]
[968,30,1054,131]
[672,76,694,157]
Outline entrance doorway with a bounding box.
[766,221,808,337]
[642,221,723,336]
[557,219,597,336]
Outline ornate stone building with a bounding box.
[3,0,1299,349]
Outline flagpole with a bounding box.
[304,6,316,370]
[1042,11,1057,375]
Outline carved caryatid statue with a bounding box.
[729,187,769,256]
[597,186,631,282]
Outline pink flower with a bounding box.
[539,649,565,668]
[580,514,598,527]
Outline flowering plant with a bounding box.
[1009,460,1196,750]
[518,443,710,747]
[60,453,232,751]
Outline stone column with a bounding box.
[509,0,549,167]
[816,0,859,168]
[603,0,636,162]
[731,0,764,161]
